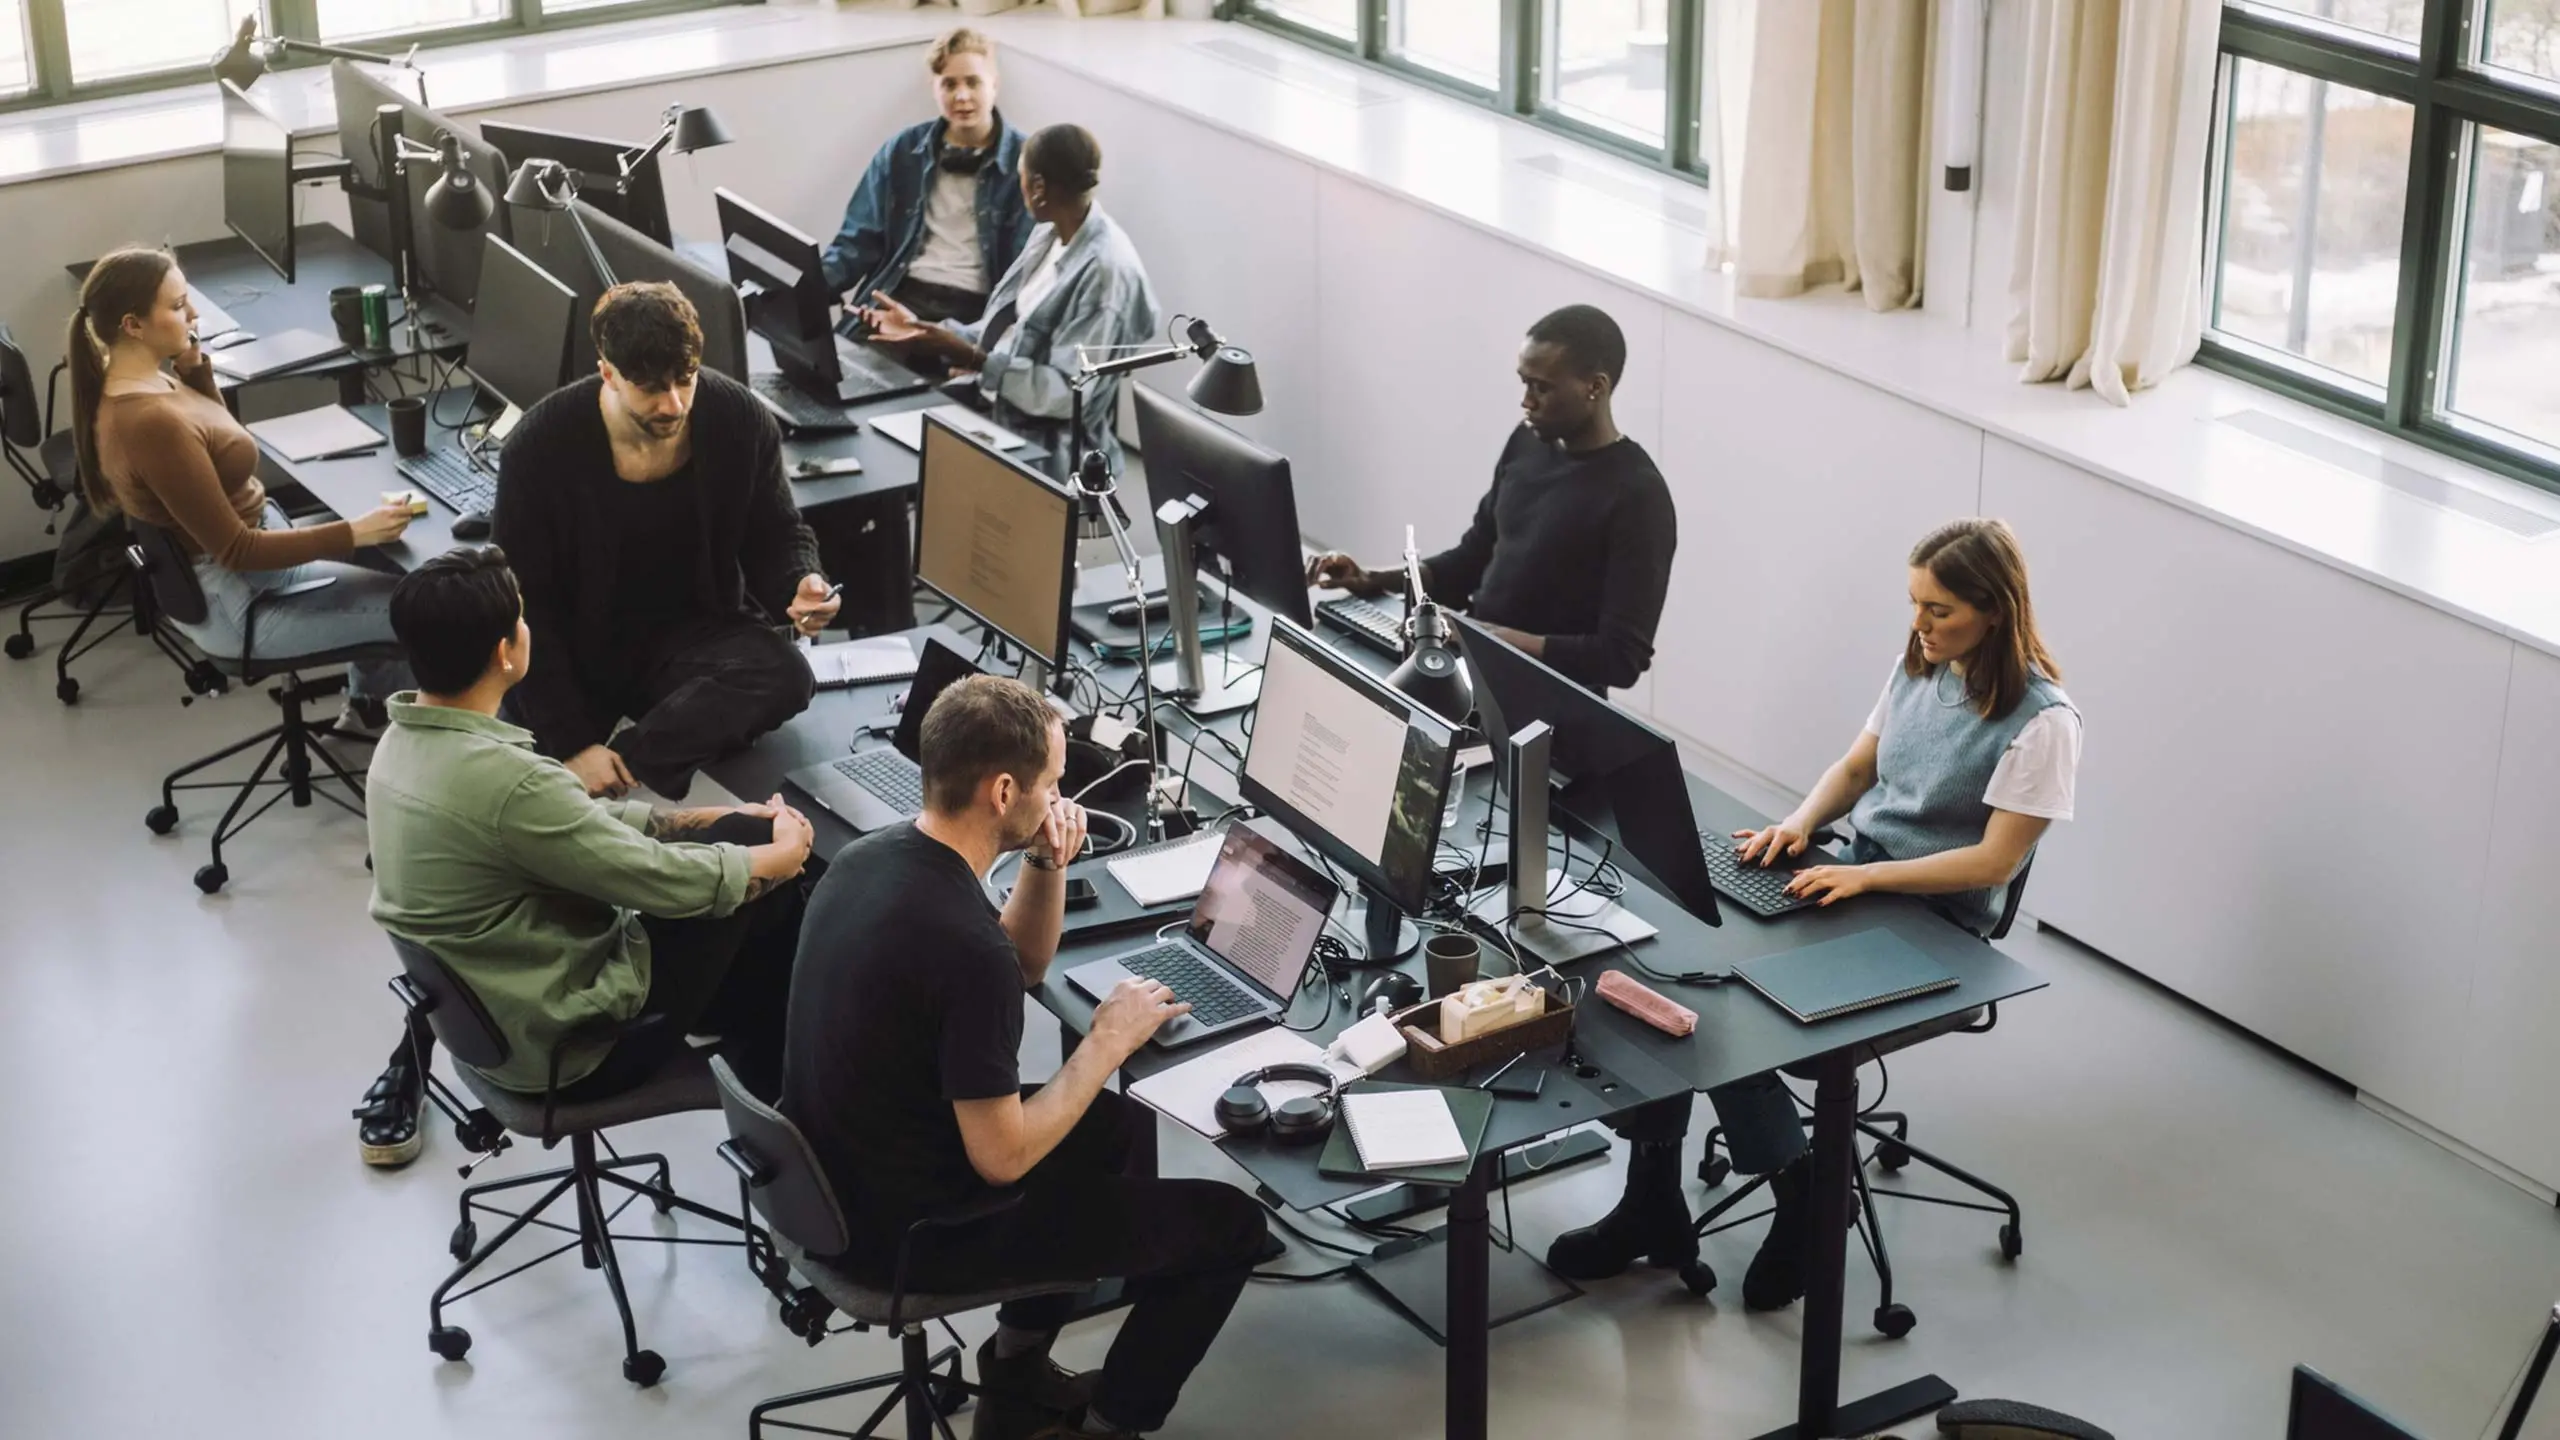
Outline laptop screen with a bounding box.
[1187,826,1340,1000]
[893,640,984,759]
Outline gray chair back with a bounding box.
[710,1055,853,1260]
[123,517,210,627]
[1985,855,2035,943]
[387,934,514,1072]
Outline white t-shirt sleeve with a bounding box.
[1984,706,2081,821]
[1861,660,1899,737]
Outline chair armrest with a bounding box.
[887,1187,1026,1329]
[718,1139,772,1187]
[388,975,431,1014]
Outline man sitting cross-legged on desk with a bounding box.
[360,547,816,1166]
[782,676,1269,1440]
[493,280,842,803]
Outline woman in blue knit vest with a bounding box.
[1546,517,2082,1313]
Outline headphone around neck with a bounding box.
[1215,1062,1341,1144]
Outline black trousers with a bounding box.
[594,613,816,799]
[890,275,988,325]
[883,1090,1267,1433]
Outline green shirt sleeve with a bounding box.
[610,798,654,833]
[495,767,752,919]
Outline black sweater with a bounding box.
[1423,426,1677,693]
[492,372,822,756]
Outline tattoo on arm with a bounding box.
[644,807,728,842]
[742,872,781,903]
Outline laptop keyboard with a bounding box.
[832,747,924,816]
[398,446,496,515]
[833,340,931,399]
[1699,833,1821,919]
[751,372,859,431]
[1116,943,1264,1028]
[1316,596,1404,658]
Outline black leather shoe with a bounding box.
[353,1053,424,1169]
[1544,1139,1695,1281]
[1742,1156,1813,1311]
[972,1336,1100,1440]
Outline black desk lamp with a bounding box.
[504,160,619,288]
[619,103,733,178]
[212,17,421,92]
[1384,530,1472,725]
[1065,316,1261,839]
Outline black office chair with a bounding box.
[124,518,392,893]
[710,1055,1096,1440]
[386,935,777,1387]
[1687,857,2036,1339]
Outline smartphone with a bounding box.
[1064,877,1100,909]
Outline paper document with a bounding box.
[1126,1029,1360,1141]
[872,405,1029,454]
[210,328,347,381]
[246,405,386,462]
[1105,828,1223,907]
[1341,1090,1468,1170]
[801,635,917,689]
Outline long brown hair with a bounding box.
[66,246,177,512]
[1903,518,2061,721]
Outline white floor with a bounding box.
[7,620,2560,1440]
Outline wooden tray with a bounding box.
[1395,994,1577,1081]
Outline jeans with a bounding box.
[1608,1073,1809,1177]
[580,613,817,799]
[874,1089,1266,1433]
[178,504,410,701]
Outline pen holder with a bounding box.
[1395,992,1577,1082]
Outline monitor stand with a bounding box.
[1464,721,1657,967]
[1150,496,1260,716]
[1356,882,1420,964]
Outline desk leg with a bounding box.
[1445,1155,1492,1440]
[1753,1052,1953,1440]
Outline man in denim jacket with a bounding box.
[820,28,1032,326]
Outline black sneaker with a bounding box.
[1742,1156,1813,1311]
[972,1336,1100,1440]
[353,1052,424,1168]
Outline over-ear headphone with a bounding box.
[1215,1062,1341,1144]
[938,141,992,175]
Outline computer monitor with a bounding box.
[1132,386,1312,630]
[2287,1368,2422,1440]
[330,59,424,266]
[480,120,674,246]
[220,81,294,283]
[713,187,843,397]
[463,236,578,414]
[1239,619,1457,960]
[400,109,511,310]
[916,414,1076,668]
[504,197,751,383]
[1456,614,1721,928]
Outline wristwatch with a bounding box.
[1022,853,1061,872]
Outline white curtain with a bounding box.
[1732,0,1935,312]
[2006,0,2222,404]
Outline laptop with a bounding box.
[785,639,980,831]
[1065,824,1343,1050]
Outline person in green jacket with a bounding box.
[354,545,815,1167]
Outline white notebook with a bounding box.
[1341,1090,1468,1171]
[870,404,1029,454]
[800,635,916,689]
[1104,828,1224,907]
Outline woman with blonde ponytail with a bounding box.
[73,247,416,725]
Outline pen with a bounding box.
[1478,1052,1525,1090]
[310,444,386,461]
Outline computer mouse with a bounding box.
[450,510,492,541]
[1357,971,1424,1018]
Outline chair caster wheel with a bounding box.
[145,804,178,835]
[2000,1221,2023,1261]
[4,633,32,659]
[1875,1303,1916,1339]
[193,862,228,894]
[56,675,78,704]
[429,1325,471,1362]
[1697,1155,1731,1188]
[1874,1139,1911,1172]
[623,1349,665,1387]
[185,663,224,696]
[448,1220,478,1260]
[1677,1260,1717,1297]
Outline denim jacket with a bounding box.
[820,113,1033,300]
[948,206,1163,476]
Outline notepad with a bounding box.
[1104,827,1224,907]
[801,635,916,689]
[1340,1089,1469,1171]
[1732,929,1958,1024]
[246,405,386,461]
[870,405,1029,454]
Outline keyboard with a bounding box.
[1316,595,1405,658]
[832,340,934,403]
[1699,833,1821,919]
[751,372,861,433]
[398,446,496,515]
[1104,827,1225,907]
[1114,942,1264,1028]
[829,747,924,817]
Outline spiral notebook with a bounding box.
[1317,1082,1493,1186]
[1733,929,1957,1024]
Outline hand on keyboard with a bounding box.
[1732,821,1813,868]
[1780,863,1871,907]
[1091,977,1191,1061]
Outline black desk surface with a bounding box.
[73,226,472,383]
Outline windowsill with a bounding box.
[12,6,2560,661]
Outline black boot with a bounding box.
[1743,1155,1814,1311]
[353,1048,425,1169]
[972,1333,1100,1440]
[1545,1138,1695,1281]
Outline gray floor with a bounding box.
[8,618,2560,1440]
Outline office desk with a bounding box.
[705,611,2048,1440]
[71,226,470,403]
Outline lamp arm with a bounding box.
[272,37,418,69]
[1073,343,1194,381]
[560,200,621,290]
[617,119,679,181]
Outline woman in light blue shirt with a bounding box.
[862,123,1161,482]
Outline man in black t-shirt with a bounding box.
[1306,303,1677,694]
[782,676,1266,1440]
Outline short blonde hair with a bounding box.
[928,28,994,75]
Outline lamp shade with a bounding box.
[668,105,733,155]
[503,159,567,210]
[1388,645,1473,729]
[1185,345,1262,416]
[421,133,494,230]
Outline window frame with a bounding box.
[1,0,742,113]
[2201,1,2560,493]
[1227,0,1712,184]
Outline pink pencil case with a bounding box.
[1596,969,1697,1037]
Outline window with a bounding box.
[1239,0,1711,176]
[65,0,257,86]
[0,0,30,97]
[2205,1,2560,487]
[316,0,506,44]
